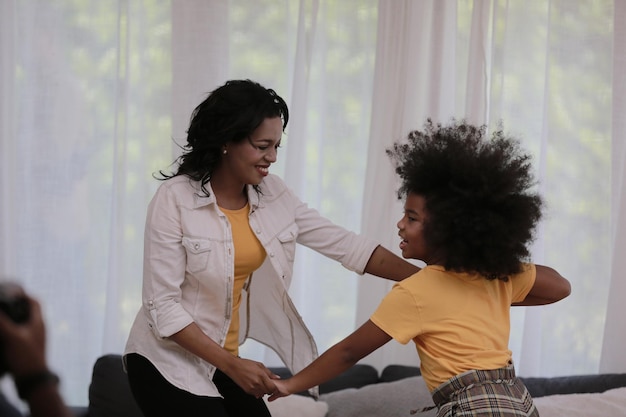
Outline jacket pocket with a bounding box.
[277,223,298,262]
[182,237,213,273]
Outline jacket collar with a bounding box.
[191,180,269,211]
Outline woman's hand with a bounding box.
[224,357,280,398]
[169,323,279,398]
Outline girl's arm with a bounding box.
[513,264,571,306]
[268,320,392,400]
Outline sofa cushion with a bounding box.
[320,375,436,417]
[379,364,421,383]
[88,354,143,417]
[379,366,626,399]
[532,386,626,416]
[520,373,626,398]
[263,395,328,417]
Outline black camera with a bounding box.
[0,282,31,375]
[0,283,30,324]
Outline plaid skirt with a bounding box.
[427,364,539,417]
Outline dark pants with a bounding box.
[126,353,271,417]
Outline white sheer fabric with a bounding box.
[362,0,626,378]
[0,0,623,407]
[601,0,626,374]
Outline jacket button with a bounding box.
[269,252,275,257]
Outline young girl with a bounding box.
[268,119,571,416]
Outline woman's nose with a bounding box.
[265,147,278,162]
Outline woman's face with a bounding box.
[397,192,431,262]
[218,116,283,186]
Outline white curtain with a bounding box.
[601,0,626,373]
[1,0,623,407]
[360,0,626,377]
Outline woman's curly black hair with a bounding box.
[159,79,289,196]
[386,119,543,281]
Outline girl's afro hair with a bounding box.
[386,119,543,281]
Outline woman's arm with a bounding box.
[268,320,392,400]
[170,323,278,398]
[286,179,418,282]
[513,264,571,306]
[364,245,421,282]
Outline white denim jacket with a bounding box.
[124,174,378,397]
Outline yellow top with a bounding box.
[220,203,266,355]
[370,264,536,391]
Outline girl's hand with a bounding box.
[267,379,292,401]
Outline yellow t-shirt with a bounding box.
[370,264,536,392]
[220,203,266,356]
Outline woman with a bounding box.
[124,79,419,417]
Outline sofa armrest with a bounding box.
[88,354,143,417]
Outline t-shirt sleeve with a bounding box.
[511,263,537,303]
[370,283,422,345]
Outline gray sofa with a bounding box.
[75,354,626,417]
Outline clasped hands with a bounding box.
[228,358,293,401]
